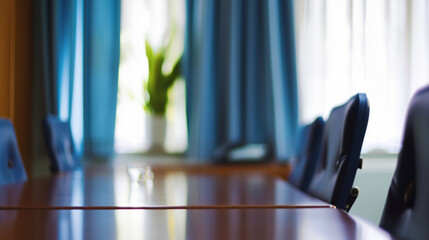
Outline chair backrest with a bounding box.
[0,118,27,184]
[379,85,429,239]
[308,93,369,210]
[43,115,80,172]
[288,117,324,192]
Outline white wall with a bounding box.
[349,156,396,225]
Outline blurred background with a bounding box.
[1,0,428,225]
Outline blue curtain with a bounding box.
[36,0,120,158]
[83,0,121,157]
[184,0,298,161]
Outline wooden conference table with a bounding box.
[0,208,392,240]
[0,165,330,209]
[0,163,393,239]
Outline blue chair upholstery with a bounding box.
[308,93,369,211]
[43,116,80,172]
[379,85,429,239]
[288,117,324,192]
[0,118,27,184]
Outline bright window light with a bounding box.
[115,0,186,154]
[294,0,429,154]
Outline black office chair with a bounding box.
[0,118,27,184]
[288,117,324,192]
[308,93,369,211]
[43,115,80,172]
[379,85,429,239]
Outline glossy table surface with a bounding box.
[0,208,393,240]
[0,166,331,209]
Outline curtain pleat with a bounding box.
[83,0,121,157]
[228,0,244,143]
[267,0,299,160]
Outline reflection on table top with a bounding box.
[0,166,330,209]
[0,208,392,240]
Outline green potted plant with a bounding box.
[144,40,182,152]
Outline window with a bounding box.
[115,0,186,153]
[294,0,429,153]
